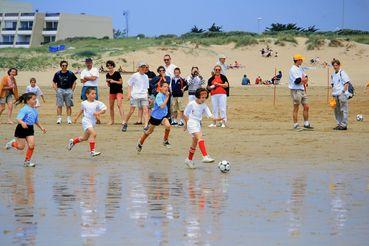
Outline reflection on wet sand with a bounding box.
[287,175,307,237]
[329,175,348,236]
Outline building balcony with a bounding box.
[1,30,17,35]
[2,27,17,31]
[15,41,30,45]
[43,28,57,31]
[18,27,33,31]
[20,13,35,17]
[3,13,19,20]
[0,41,14,45]
[42,30,57,35]
[20,13,35,21]
[17,30,33,35]
[44,13,60,21]
[14,44,30,48]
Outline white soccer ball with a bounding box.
[218,160,231,173]
[356,114,364,121]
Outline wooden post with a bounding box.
[273,67,277,107]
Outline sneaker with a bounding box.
[185,158,195,169]
[171,121,178,126]
[208,123,217,128]
[67,117,72,125]
[202,155,215,163]
[136,141,143,153]
[293,123,300,129]
[5,139,15,150]
[337,126,347,131]
[24,160,36,167]
[178,122,184,127]
[333,125,340,130]
[163,140,171,149]
[90,151,101,157]
[217,122,223,127]
[220,122,226,128]
[56,117,62,124]
[133,122,143,125]
[303,124,314,129]
[67,139,74,151]
[121,123,128,132]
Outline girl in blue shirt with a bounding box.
[137,81,171,152]
[5,92,46,167]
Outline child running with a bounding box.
[25,78,45,108]
[136,81,171,153]
[67,87,106,157]
[5,92,47,167]
[183,88,221,168]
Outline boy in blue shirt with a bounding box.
[137,81,171,152]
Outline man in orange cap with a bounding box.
[288,54,313,130]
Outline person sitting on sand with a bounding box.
[255,76,262,85]
[242,75,250,85]
[271,71,282,85]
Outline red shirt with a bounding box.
[210,75,227,95]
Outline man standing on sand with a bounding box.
[331,59,351,130]
[80,58,99,101]
[216,54,227,76]
[163,54,177,79]
[288,54,313,130]
[52,61,77,124]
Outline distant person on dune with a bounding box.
[216,54,227,75]
[255,76,262,85]
[242,74,250,85]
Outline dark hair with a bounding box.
[164,54,171,59]
[7,68,18,76]
[106,60,116,68]
[15,92,36,105]
[30,77,36,83]
[60,60,68,66]
[157,66,166,73]
[159,81,169,88]
[331,59,341,66]
[85,87,96,96]
[191,66,199,71]
[174,67,181,72]
[195,88,209,99]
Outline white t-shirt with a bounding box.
[164,64,177,78]
[81,100,107,124]
[289,65,305,90]
[81,67,99,87]
[184,100,213,122]
[128,72,149,99]
[26,85,43,97]
[331,69,350,96]
[216,61,227,76]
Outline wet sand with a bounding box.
[1,86,369,245]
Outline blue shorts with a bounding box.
[81,86,99,100]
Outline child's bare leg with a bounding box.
[123,106,135,124]
[139,124,155,145]
[7,101,14,124]
[12,138,26,150]
[162,118,171,141]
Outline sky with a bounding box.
[22,0,369,36]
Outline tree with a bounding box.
[191,25,205,33]
[208,23,223,32]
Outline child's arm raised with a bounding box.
[159,92,170,109]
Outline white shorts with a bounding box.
[187,119,201,135]
[82,118,95,132]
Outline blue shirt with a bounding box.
[17,105,39,125]
[151,93,168,120]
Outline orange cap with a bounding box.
[293,54,304,61]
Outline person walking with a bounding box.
[288,54,313,130]
[216,54,227,76]
[0,68,19,124]
[331,59,351,130]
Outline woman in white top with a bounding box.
[183,88,222,169]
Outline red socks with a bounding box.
[188,147,196,160]
[89,141,95,152]
[25,147,34,161]
[198,139,207,156]
[73,137,81,145]
[164,129,170,141]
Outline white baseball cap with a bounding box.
[137,61,147,68]
[218,54,226,59]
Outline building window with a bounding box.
[44,21,58,31]
[19,21,33,30]
[1,35,15,44]
[3,21,17,30]
[43,35,56,44]
[16,35,31,44]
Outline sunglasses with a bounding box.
[164,59,170,61]
[159,69,165,72]
[61,64,68,67]
[215,69,221,71]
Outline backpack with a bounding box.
[340,71,354,99]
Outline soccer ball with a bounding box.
[218,160,231,173]
[356,114,364,121]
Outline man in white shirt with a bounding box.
[288,54,313,130]
[216,54,227,76]
[121,62,150,132]
[331,59,351,130]
[80,58,99,100]
[163,54,177,78]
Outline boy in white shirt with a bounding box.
[121,62,150,132]
[331,59,351,130]
[25,78,45,108]
[80,58,99,100]
[183,88,223,168]
[67,87,106,157]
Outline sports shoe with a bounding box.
[24,160,35,167]
[303,124,314,129]
[217,122,223,127]
[220,122,226,128]
[163,140,171,149]
[185,158,195,169]
[67,117,72,125]
[5,139,15,150]
[171,121,178,126]
[121,123,128,132]
[178,122,184,127]
[293,123,300,129]
[136,141,143,153]
[337,126,347,131]
[67,139,74,151]
[208,123,217,128]
[202,155,215,163]
[56,117,62,124]
[333,125,340,130]
[90,151,101,157]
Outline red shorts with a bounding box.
[109,93,123,100]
